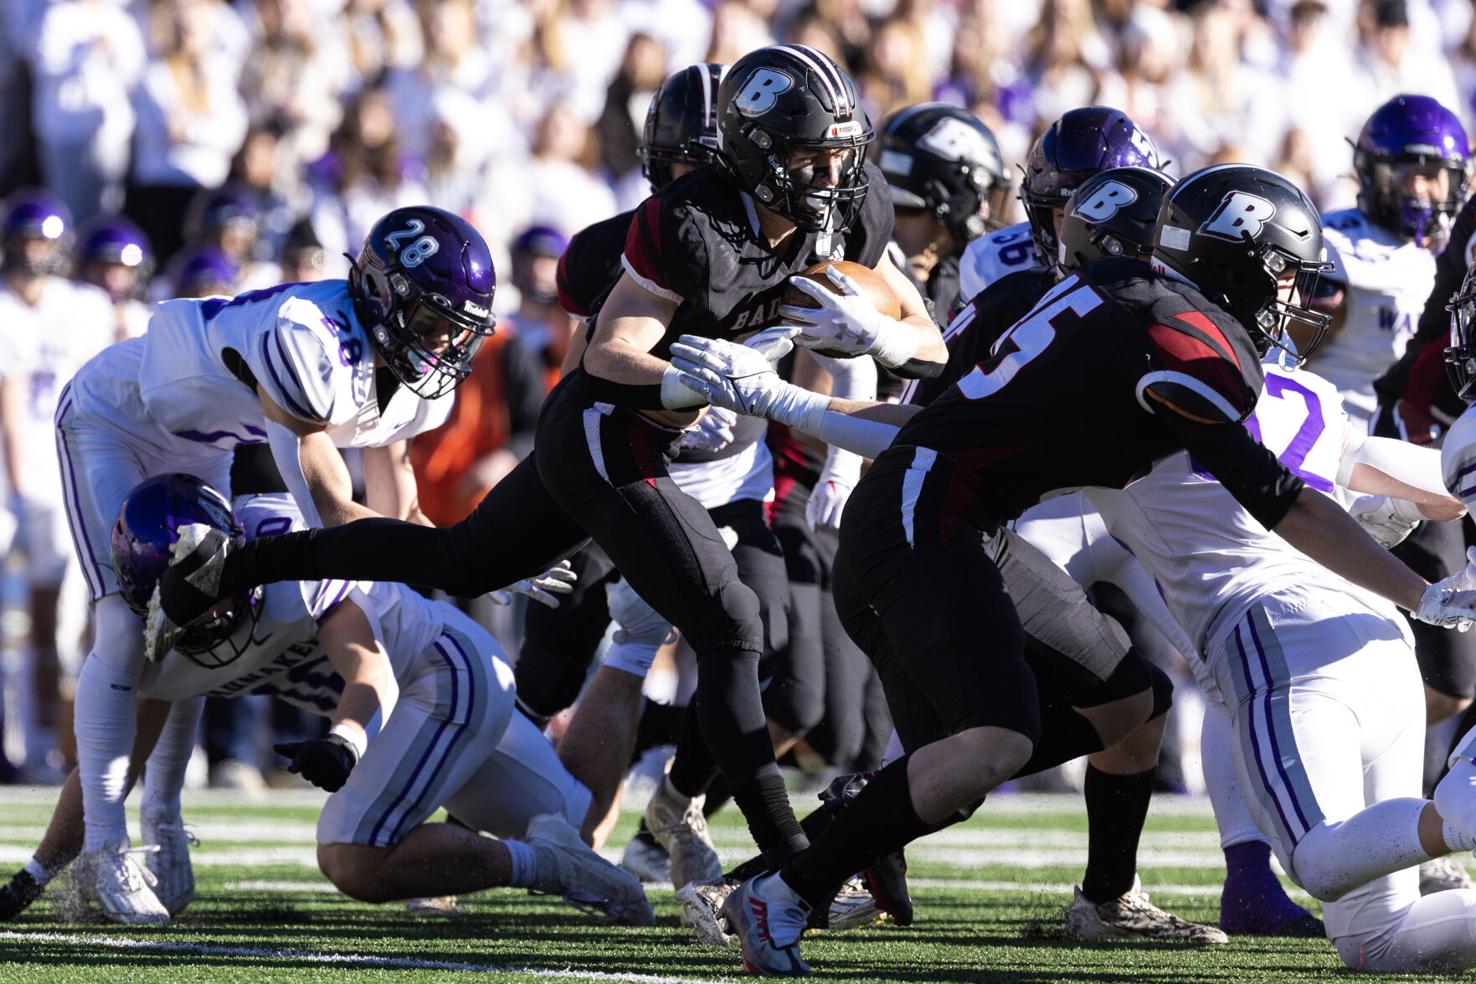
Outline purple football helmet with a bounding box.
[111,474,259,667]
[350,205,496,400]
[1354,94,1471,247]
[76,215,155,301]
[1020,107,1163,270]
[185,184,262,256]
[168,246,238,298]
[1,188,73,276]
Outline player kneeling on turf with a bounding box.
[0,476,651,927]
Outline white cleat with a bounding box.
[140,811,197,916]
[620,835,672,884]
[527,814,655,926]
[1063,877,1228,944]
[644,777,722,889]
[822,876,883,931]
[76,844,171,926]
[677,878,737,946]
[405,895,462,918]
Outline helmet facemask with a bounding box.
[1217,245,1332,365]
[754,131,873,233]
[1362,158,1466,248]
[1446,267,1476,401]
[171,588,265,668]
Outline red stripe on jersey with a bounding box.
[622,197,668,290]
[1403,336,1447,417]
[555,251,588,317]
[1171,310,1241,369]
[1145,322,1251,417]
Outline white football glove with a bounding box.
[1347,494,1425,549]
[487,560,578,609]
[679,406,738,452]
[807,447,862,532]
[669,335,825,427]
[1413,553,1476,631]
[605,578,675,648]
[779,267,918,369]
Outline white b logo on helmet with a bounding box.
[917,117,991,164]
[1200,191,1277,242]
[1073,181,1138,223]
[734,68,794,118]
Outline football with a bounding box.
[782,259,902,322]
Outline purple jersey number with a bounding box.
[1192,372,1333,491]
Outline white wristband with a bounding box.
[766,381,831,433]
[660,366,707,410]
[867,320,920,370]
[329,722,368,760]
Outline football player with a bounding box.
[956,106,1162,301]
[182,185,282,292]
[59,205,506,921]
[665,165,1476,975]
[72,215,154,341]
[1312,95,1476,893]
[0,476,650,927]
[0,190,116,781]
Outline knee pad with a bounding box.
[92,594,145,669]
[683,578,764,655]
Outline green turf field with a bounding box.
[0,788,1454,983]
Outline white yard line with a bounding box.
[0,931,731,983]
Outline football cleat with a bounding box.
[527,814,654,926]
[620,832,672,884]
[721,872,812,976]
[1420,856,1476,894]
[678,878,738,945]
[0,869,44,920]
[405,895,461,918]
[1064,877,1228,944]
[76,844,171,926]
[816,876,882,931]
[140,811,197,916]
[644,777,722,889]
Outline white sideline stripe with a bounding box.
[0,932,727,983]
[905,878,1315,899]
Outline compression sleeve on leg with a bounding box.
[141,697,204,819]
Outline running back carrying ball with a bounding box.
[782,261,901,341]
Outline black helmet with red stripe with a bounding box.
[716,45,874,233]
[642,63,725,192]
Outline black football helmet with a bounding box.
[1021,107,1163,272]
[1446,262,1476,401]
[1057,167,1175,271]
[642,63,725,192]
[1153,165,1332,363]
[717,44,874,233]
[876,103,1009,246]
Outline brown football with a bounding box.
[781,260,901,322]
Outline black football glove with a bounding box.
[274,734,359,792]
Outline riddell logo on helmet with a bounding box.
[829,121,864,139]
[463,300,490,319]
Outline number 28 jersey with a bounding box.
[894,258,1303,528]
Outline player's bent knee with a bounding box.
[1435,758,1476,842]
[683,579,764,654]
[1289,824,1357,902]
[952,726,1034,791]
[317,843,393,903]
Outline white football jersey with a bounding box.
[1087,362,1404,655]
[0,278,115,490]
[69,280,452,452]
[137,494,453,711]
[118,298,151,340]
[957,221,1045,301]
[1308,208,1437,424]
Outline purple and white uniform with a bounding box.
[956,221,1045,302]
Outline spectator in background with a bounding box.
[1019,0,1106,128]
[1099,4,1180,156]
[426,89,495,221]
[704,0,772,65]
[806,0,872,67]
[505,101,615,238]
[239,0,348,168]
[385,0,494,161]
[1355,0,1459,110]
[857,20,930,121]
[1454,11,1476,137]
[596,33,669,207]
[226,123,300,262]
[158,244,237,301]
[306,83,427,261]
[555,0,632,122]
[73,214,155,340]
[126,0,248,264]
[182,185,281,291]
[342,0,423,89]
[1169,1,1283,168]
[504,225,578,377]
[277,218,331,283]
[1278,0,1361,204]
[28,0,146,224]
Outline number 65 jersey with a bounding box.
[67,280,451,453]
[893,257,1302,529]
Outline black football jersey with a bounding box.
[556,209,633,319]
[906,267,1057,407]
[621,162,894,359]
[894,257,1304,529]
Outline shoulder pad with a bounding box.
[1441,406,1476,508]
[255,301,352,425]
[1139,315,1260,424]
[621,196,685,303]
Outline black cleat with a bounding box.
[0,870,44,920]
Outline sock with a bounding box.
[503,839,539,888]
[781,755,937,911]
[74,630,142,852]
[702,773,731,818]
[732,771,809,864]
[23,858,52,887]
[667,703,719,799]
[1080,765,1154,904]
[142,697,203,818]
[1220,840,1312,932]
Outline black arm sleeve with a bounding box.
[1172,417,1306,530]
[160,454,590,621]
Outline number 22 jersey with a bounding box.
[893,257,1302,529]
